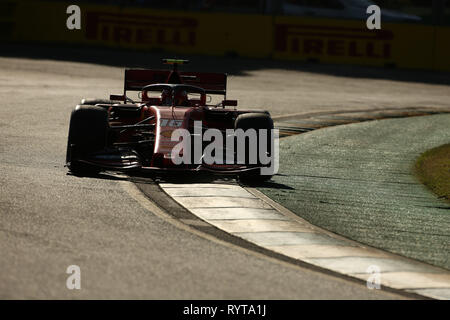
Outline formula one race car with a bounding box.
[66,59,275,182]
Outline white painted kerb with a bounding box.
[159,182,450,300]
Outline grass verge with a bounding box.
[415,143,450,202]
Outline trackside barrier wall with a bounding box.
[435,27,450,71]
[272,16,436,70]
[3,1,272,58]
[1,0,449,71]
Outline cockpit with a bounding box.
[141,84,207,107]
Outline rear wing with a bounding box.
[123,69,227,96]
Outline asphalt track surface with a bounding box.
[1,47,449,299]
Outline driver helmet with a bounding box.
[175,90,188,106]
[160,89,172,105]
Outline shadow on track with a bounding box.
[3,42,450,85]
[67,169,293,189]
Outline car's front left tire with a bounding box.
[234,112,274,184]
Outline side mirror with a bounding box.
[222,100,237,107]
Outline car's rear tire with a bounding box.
[66,105,109,175]
[234,112,274,184]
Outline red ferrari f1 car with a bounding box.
[66,59,275,182]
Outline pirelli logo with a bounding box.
[86,12,198,46]
[275,24,394,59]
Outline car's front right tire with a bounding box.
[66,105,109,175]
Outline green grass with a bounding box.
[415,144,450,203]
